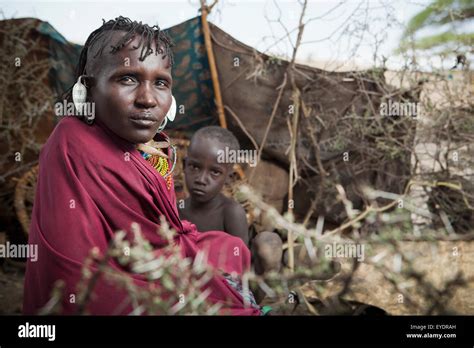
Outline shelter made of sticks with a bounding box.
[0,16,417,237]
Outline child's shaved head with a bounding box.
[190,126,240,153]
[184,126,239,204]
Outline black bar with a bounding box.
[0,316,473,346]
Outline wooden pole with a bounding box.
[200,0,227,129]
[286,0,308,273]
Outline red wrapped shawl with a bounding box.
[23,116,260,315]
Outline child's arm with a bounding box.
[224,202,249,246]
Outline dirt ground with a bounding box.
[0,260,25,315]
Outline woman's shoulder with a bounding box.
[47,117,89,143]
[42,117,103,160]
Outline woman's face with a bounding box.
[88,31,173,144]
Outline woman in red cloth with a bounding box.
[23,17,261,315]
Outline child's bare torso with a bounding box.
[178,193,249,245]
[179,194,228,232]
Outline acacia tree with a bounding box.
[399,0,473,56]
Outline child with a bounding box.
[180,126,282,275]
[179,126,249,245]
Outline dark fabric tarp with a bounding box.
[0,16,416,227]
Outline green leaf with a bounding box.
[399,31,474,52]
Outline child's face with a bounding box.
[89,31,173,144]
[184,137,231,204]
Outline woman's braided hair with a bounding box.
[64,16,174,102]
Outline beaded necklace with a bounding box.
[137,138,176,190]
